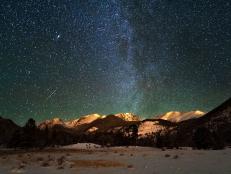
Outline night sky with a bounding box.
[0,0,231,124]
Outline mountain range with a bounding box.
[0,97,230,149]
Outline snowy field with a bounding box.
[0,143,231,174]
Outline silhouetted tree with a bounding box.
[156,131,164,148]
[43,125,50,146]
[19,118,38,148]
[126,124,138,145]
[24,118,36,130]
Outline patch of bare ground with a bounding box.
[165,154,170,157]
[173,155,179,159]
[71,160,126,168]
[1,156,7,160]
[41,161,50,167]
[36,157,44,162]
[127,164,134,169]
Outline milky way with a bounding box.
[0,0,231,124]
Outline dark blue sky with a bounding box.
[0,0,231,124]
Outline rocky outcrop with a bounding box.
[115,113,140,121]
[38,118,65,129]
[138,119,175,138]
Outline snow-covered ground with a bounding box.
[0,143,231,174]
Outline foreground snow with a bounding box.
[0,143,230,174]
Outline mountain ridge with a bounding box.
[0,98,230,149]
[156,110,205,122]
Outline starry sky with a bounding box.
[0,0,231,124]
